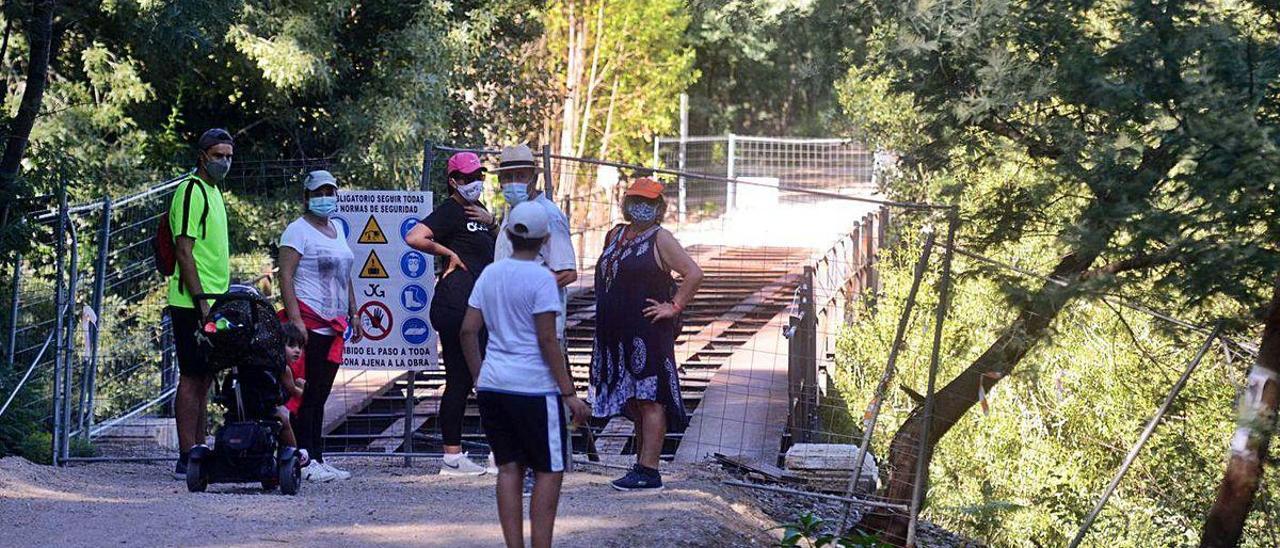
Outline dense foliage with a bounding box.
[834,0,1280,544]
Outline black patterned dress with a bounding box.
[589,224,689,432]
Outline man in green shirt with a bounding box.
[169,128,233,479]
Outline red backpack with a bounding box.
[153,178,209,276]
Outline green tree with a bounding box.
[542,0,695,197]
[686,0,869,136]
[837,1,1280,542]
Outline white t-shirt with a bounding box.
[280,217,355,333]
[494,194,576,335]
[468,258,563,395]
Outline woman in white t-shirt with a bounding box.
[278,170,357,483]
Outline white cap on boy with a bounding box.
[506,201,550,239]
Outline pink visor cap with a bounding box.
[447,152,485,176]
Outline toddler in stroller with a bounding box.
[185,289,307,495]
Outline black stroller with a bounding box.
[185,288,302,495]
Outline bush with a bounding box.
[17,431,52,465]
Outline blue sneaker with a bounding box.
[611,464,663,491]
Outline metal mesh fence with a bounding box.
[653,135,878,221]
[1,156,408,464]
[4,140,1272,545]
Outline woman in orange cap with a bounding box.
[590,177,703,491]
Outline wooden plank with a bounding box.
[675,311,792,464]
[594,417,633,455]
[366,385,445,453]
[321,369,405,435]
[713,452,802,483]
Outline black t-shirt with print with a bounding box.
[422,198,497,274]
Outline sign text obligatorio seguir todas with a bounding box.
[336,190,438,370]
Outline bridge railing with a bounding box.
[784,207,889,451]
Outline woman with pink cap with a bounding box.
[406,152,499,475]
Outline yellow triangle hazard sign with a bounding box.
[358,215,388,244]
[359,250,389,279]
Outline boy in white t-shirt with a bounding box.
[460,201,590,548]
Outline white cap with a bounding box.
[506,202,550,239]
[303,170,338,191]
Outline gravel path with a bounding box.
[0,457,781,547]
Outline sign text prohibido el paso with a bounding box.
[337,190,438,370]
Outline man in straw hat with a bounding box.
[490,143,578,482]
[492,144,577,316]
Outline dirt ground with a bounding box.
[0,456,786,547]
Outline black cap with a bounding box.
[197,128,234,151]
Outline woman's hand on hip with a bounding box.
[443,252,468,279]
[643,299,679,323]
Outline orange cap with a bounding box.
[625,177,665,199]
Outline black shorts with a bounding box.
[477,391,570,473]
[169,306,213,377]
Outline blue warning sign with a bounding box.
[401,317,432,345]
[401,284,429,312]
[401,251,428,279]
[401,217,420,241]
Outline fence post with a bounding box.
[80,197,112,437]
[801,265,817,438]
[677,93,688,224]
[651,135,660,171]
[160,312,176,417]
[906,214,958,546]
[420,141,435,193]
[6,254,20,369]
[786,267,818,452]
[541,145,559,215]
[726,132,737,212]
[61,210,81,460]
[403,374,415,467]
[51,185,68,466]
[838,228,936,532]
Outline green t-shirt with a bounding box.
[166,173,230,309]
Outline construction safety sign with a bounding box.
[336,190,438,370]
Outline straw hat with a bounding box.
[492,144,541,172]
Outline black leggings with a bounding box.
[431,273,486,448]
[296,332,338,462]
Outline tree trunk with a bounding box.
[575,0,606,158]
[862,143,1180,544]
[555,0,585,201]
[0,0,55,209]
[1200,276,1280,547]
[862,247,1099,543]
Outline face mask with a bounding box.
[502,183,529,205]
[308,196,338,217]
[627,202,659,223]
[457,180,484,203]
[205,157,231,182]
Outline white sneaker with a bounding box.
[485,452,499,475]
[440,452,488,476]
[302,461,336,482]
[321,461,352,480]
